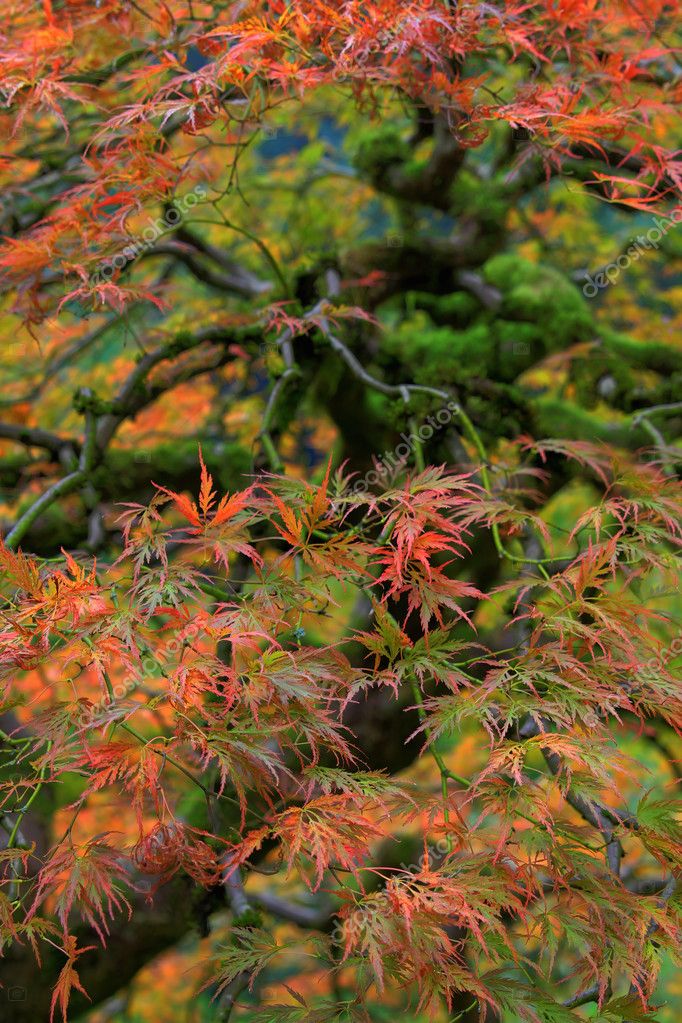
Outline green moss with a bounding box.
[92,441,251,495]
[72,388,120,417]
[0,452,31,489]
[569,347,635,411]
[598,328,682,374]
[364,388,394,424]
[483,254,594,349]
[533,397,649,447]
[407,289,479,326]
[382,313,494,386]
[448,169,509,228]
[466,388,526,441]
[351,123,410,178]
[381,306,565,388]
[381,256,595,390]
[491,320,546,381]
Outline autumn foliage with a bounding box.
[0,2,681,1022]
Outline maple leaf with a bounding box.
[202,927,282,1000]
[154,459,261,569]
[49,935,94,1023]
[132,821,222,886]
[0,541,43,597]
[270,794,386,889]
[29,838,132,941]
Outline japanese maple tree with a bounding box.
[0,2,680,1022]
